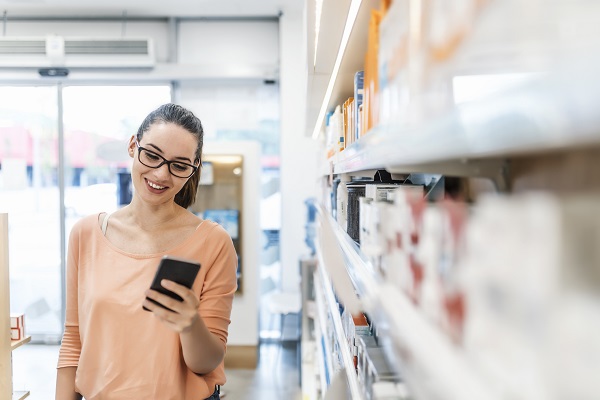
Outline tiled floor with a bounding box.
[12,342,302,399]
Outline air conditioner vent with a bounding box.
[0,40,46,55]
[64,39,150,55]
[0,36,155,69]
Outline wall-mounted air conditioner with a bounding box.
[0,36,155,69]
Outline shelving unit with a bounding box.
[1,213,31,400]
[300,257,319,400]
[304,1,600,399]
[320,207,493,399]
[314,243,365,400]
[321,68,600,188]
[312,275,333,393]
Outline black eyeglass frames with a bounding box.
[135,140,198,178]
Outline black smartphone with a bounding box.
[143,255,201,312]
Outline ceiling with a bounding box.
[0,0,301,18]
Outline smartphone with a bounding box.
[143,255,201,312]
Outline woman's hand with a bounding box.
[143,280,200,333]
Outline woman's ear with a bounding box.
[127,135,136,158]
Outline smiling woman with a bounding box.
[55,103,238,400]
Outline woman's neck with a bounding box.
[122,201,183,232]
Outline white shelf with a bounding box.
[301,340,319,400]
[307,0,371,138]
[324,67,600,178]
[312,0,600,178]
[313,272,334,391]
[315,247,365,400]
[310,2,600,400]
[323,208,496,400]
[313,323,329,398]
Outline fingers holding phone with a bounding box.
[144,280,200,332]
[143,256,202,332]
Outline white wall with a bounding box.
[279,4,318,293]
[178,20,279,78]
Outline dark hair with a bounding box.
[136,103,203,209]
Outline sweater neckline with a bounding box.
[94,212,208,259]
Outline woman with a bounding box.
[56,103,237,400]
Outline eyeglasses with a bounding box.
[135,140,198,178]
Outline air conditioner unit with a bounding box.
[0,36,155,69]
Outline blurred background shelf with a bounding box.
[11,337,31,352]
[322,209,495,400]
[315,234,365,400]
[324,67,600,180]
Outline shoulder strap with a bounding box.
[101,212,111,236]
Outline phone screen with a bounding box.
[143,256,201,312]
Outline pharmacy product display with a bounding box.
[304,0,600,399]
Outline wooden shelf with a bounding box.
[10,336,31,351]
[13,391,30,400]
[2,215,32,400]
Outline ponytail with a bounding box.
[175,167,201,209]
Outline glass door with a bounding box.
[0,84,171,342]
[62,85,172,239]
[0,86,62,341]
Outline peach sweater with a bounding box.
[57,214,237,400]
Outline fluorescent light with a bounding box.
[314,0,324,67]
[312,0,363,139]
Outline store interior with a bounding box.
[2,0,600,399]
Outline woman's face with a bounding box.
[128,122,198,207]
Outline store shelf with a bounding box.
[321,206,496,400]
[324,66,600,179]
[310,1,600,399]
[301,339,319,400]
[313,325,329,397]
[312,0,600,180]
[13,391,30,400]
[10,337,31,351]
[308,0,371,138]
[324,212,377,300]
[313,270,334,391]
[315,245,365,400]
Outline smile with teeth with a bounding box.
[147,180,166,190]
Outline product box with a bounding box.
[356,334,379,385]
[461,192,600,399]
[365,183,401,202]
[354,71,364,139]
[10,313,25,341]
